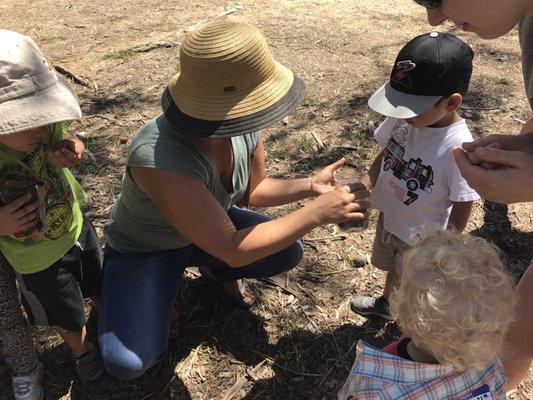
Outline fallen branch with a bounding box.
[53,65,97,90]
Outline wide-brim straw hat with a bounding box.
[0,30,81,135]
[162,17,305,137]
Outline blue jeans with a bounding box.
[98,206,303,380]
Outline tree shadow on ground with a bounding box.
[470,200,533,282]
[241,320,399,400]
[17,273,272,400]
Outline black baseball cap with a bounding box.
[368,32,474,119]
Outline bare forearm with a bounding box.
[249,177,314,207]
[448,201,473,232]
[361,150,384,189]
[226,204,320,267]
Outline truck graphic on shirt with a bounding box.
[383,137,434,194]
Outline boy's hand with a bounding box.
[0,193,39,236]
[310,158,346,196]
[47,136,85,168]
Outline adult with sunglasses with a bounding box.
[413,0,533,392]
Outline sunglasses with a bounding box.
[413,0,441,10]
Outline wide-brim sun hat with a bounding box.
[162,17,306,137]
[0,29,82,136]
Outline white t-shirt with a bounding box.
[370,117,480,245]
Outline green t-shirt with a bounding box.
[0,123,86,274]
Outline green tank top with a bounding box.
[104,115,259,253]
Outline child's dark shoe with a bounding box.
[72,345,113,394]
[350,295,394,321]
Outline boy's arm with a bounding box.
[360,149,385,190]
[47,133,85,168]
[448,201,473,232]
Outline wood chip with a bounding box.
[222,360,266,400]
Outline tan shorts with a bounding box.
[370,213,411,272]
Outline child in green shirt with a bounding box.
[0,29,111,398]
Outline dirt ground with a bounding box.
[1,0,532,399]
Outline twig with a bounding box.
[310,131,326,152]
[302,234,347,243]
[460,106,499,111]
[252,351,322,377]
[53,64,97,90]
[217,5,244,18]
[104,40,180,59]
[223,360,266,400]
[336,144,360,151]
[81,132,114,140]
[304,268,355,276]
[258,275,305,299]
[314,340,358,395]
[85,114,126,126]
[84,148,97,166]
[128,40,180,53]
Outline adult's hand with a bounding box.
[310,158,346,195]
[308,183,370,224]
[462,133,533,155]
[453,146,533,203]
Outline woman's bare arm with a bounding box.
[130,166,369,267]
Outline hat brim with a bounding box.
[368,82,442,119]
[0,73,82,136]
[162,74,305,138]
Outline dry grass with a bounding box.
[0,0,532,399]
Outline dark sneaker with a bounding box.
[350,295,394,321]
[12,363,43,400]
[72,346,113,394]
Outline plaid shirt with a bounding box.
[338,340,507,400]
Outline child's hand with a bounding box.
[310,158,346,196]
[47,136,85,168]
[0,193,39,236]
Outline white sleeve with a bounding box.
[374,117,400,147]
[447,154,480,202]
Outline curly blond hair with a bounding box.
[389,229,516,371]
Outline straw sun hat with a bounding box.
[0,30,81,136]
[162,17,305,137]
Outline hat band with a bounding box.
[162,75,305,138]
[0,68,58,102]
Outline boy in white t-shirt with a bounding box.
[350,32,480,320]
